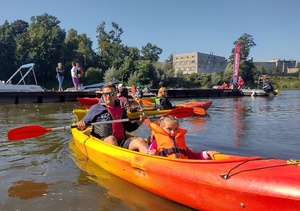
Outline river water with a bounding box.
[0,90,299,211]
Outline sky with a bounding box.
[1,0,299,63]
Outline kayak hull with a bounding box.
[77,97,156,107]
[176,100,212,110]
[77,98,212,111]
[71,119,300,210]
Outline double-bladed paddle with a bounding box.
[7,107,193,141]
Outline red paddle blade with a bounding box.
[141,99,153,106]
[164,107,194,118]
[131,85,136,95]
[7,125,51,141]
[193,107,206,115]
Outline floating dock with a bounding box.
[0,89,241,105]
[0,91,97,104]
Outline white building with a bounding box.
[254,59,297,73]
[173,52,226,75]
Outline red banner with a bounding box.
[233,42,242,84]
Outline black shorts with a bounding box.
[118,137,135,149]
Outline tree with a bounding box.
[96,21,125,70]
[141,43,162,62]
[13,20,31,64]
[27,13,65,85]
[104,67,118,83]
[0,21,17,80]
[136,60,158,87]
[153,61,175,87]
[165,54,173,64]
[84,67,104,85]
[229,33,256,61]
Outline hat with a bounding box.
[136,85,141,89]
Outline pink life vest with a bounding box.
[107,105,125,141]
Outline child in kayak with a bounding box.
[148,115,219,159]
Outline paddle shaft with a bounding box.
[7,107,193,141]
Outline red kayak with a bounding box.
[78,97,212,111]
[77,97,99,106]
[176,101,212,111]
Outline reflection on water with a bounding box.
[69,140,193,211]
[8,180,49,199]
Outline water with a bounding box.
[0,90,299,210]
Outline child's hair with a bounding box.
[159,115,179,127]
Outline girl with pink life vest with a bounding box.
[148,115,220,159]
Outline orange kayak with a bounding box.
[71,111,300,210]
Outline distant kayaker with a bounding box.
[134,85,143,99]
[148,115,220,159]
[156,87,174,110]
[76,83,148,153]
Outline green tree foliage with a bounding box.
[141,43,162,62]
[239,60,256,87]
[136,60,158,87]
[153,62,175,87]
[0,21,17,80]
[104,67,118,83]
[229,33,256,61]
[96,21,126,70]
[84,67,104,85]
[27,13,65,84]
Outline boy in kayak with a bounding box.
[148,115,219,159]
[76,83,148,153]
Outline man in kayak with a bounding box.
[76,83,148,153]
[156,87,174,110]
[148,115,219,159]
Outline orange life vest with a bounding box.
[150,122,188,159]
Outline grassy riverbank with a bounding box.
[271,75,300,90]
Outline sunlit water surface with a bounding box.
[0,90,299,210]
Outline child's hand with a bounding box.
[149,149,157,155]
[207,150,220,160]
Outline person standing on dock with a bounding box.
[71,61,79,91]
[76,63,84,90]
[56,62,64,91]
[237,76,244,89]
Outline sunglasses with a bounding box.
[102,92,115,97]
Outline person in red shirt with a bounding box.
[237,76,244,89]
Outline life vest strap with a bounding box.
[158,148,187,157]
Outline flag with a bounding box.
[233,42,242,84]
